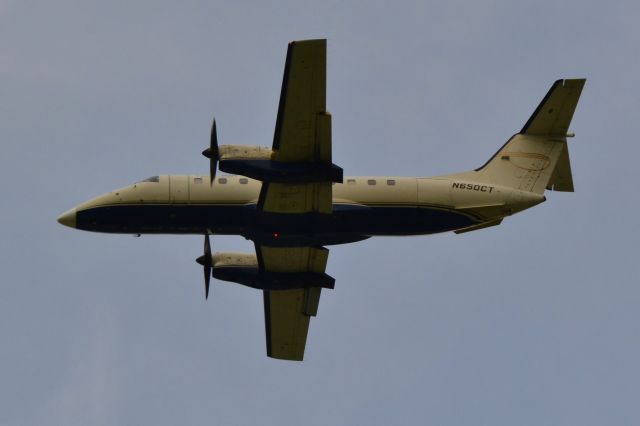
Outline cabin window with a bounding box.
[347,179,356,185]
[239,178,248,184]
[387,179,396,186]
[367,179,376,186]
[138,176,159,183]
[218,177,227,184]
[193,177,203,184]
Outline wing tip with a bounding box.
[266,352,305,362]
[289,38,327,44]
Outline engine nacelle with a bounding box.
[212,252,259,267]
[211,252,335,290]
[218,145,274,160]
[216,145,343,184]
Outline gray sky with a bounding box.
[2,1,639,424]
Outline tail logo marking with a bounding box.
[501,152,551,172]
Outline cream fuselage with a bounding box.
[59,174,544,246]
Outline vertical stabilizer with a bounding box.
[521,79,585,136]
[448,79,585,194]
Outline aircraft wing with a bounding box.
[256,39,336,361]
[258,39,334,215]
[272,38,329,162]
[258,246,328,360]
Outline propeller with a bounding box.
[195,234,213,299]
[202,118,219,185]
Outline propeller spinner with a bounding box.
[202,118,219,185]
[195,234,213,299]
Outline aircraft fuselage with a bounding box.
[59,174,544,246]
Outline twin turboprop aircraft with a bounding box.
[58,39,585,361]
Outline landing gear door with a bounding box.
[169,175,189,202]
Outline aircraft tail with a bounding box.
[451,79,585,194]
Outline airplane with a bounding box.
[57,39,585,361]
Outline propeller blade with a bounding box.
[204,265,211,299]
[211,119,219,154]
[201,118,220,185]
[204,234,212,299]
[209,158,216,185]
[204,234,211,257]
[196,234,213,300]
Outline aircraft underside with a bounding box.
[58,38,585,360]
[76,202,477,245]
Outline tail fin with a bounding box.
[455,79,585,194]
[520,78,585,136]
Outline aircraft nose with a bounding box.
[57,208,76,228]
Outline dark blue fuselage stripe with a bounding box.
[77,203,477,238]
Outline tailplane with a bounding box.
[449,79,585,194]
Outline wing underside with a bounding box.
[258,39,335,361]
[273,39,328,161]
[259,246,327,360]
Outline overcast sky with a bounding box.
[2,1,639,425]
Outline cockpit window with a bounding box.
[139,176,160,183]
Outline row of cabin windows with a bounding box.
[193,177,248,185]
[192,177,396,186]
[347,178,396,186]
